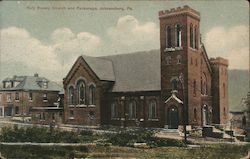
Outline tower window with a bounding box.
[176,24,181,47]
[190,24,193,48]
[223,83,226,98]
[193,80,197,96]
[177,55,182,64]
[166,25,172,48]
[194,26,198,49]
[194,108,197,121]
[166,56,171,65]
[171,79,178,90]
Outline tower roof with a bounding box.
[158,5,200,20]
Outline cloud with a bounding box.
[51,28,101,64]
[0,27,101,81]
[204,25,249,69]
[107,15,159,54]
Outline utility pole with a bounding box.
[179,73,187,143]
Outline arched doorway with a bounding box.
[202,105,208,126]
[168,106,179,129]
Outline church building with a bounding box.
[63,6,228,128]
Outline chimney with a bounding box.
[34,73,39,77]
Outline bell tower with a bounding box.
[159,6,201,127]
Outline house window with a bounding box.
[176,24,181,47]
[171,79,178,90]
[190,24,193,48]
[43,82,48,89]
[68,86,74,105]
[194,26,198,49]
[166,56,171,65]
[77,80,86,105]
[69,110,74,119]
[166,25,172,48]
[0,93,2,102]
[15,92,19,101]
[28,92,33,101]
[7,93,11,102]
[15,106,19,114]
[149,100,157,119]
[43,93,48,101]
[194,108,197,121]
[111,102,119,119]
[128,100,136,119]
[89,85,95,105]
[177,55,182,64]
[193,80,197,96]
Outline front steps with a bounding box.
[202,125,245,142]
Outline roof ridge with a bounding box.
[99,49,160,59]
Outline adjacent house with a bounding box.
[0,73,62,123]
[63,6,229,128]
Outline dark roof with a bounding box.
[0,75,62,92]
[81,49,160,92]
[82,55,115,81]
[101,50,161,92]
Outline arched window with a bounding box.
[128,100,136,119]
[190,24,193,48]
[194,108,197,121]
[68,86,74,105]
[193,80,197,96]
[77,80,86,105]
[166,56,171,65]
[223,83,226,98]
[194,26,198,49]
[111,101,119,119]
[166,25,172,48]
[200,76,203,95]
[171,79,178,90]
[176,24,181,47]
[177,55,182,64]
[89,85,95,105]
[201,73,208,95]
[149,100,157,119]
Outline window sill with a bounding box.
[128,118,137,121]
[68,117,74,120]
[15,100,20,102]
[43,100,48,102]
[88,105,96,108]
[164,47,183,52]
[148,118,159,121]
[189,47,198,52]
[76,104,87,108]
[111,118,120,120]
[29,100,33,102]
[69,105,74,108]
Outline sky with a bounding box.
[0,0,249,82]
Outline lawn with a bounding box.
[0,144,249,159]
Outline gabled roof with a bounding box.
[100,49,161,92]
[82,55,115,81]
[165,91,183,104]
[0,75,62,92]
